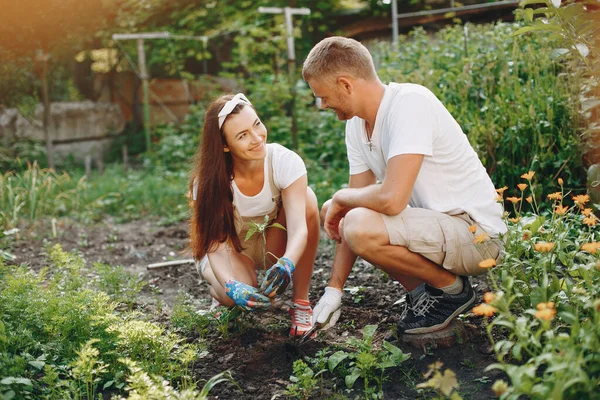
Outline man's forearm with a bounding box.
[334,185,393,215]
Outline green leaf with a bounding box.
[345,368,362,388]
[28,360,45,370]
[519,0,549,6]
[0,377,32,386]
[244,227,257,241]
[268,222,286,231]
[328,351,348,373]
[362,324,377,342]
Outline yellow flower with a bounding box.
[526,196,533,204]
[508,217,521,223]
[534,242,554,253]
[572,194,590,207]
[495,186,508,195]
[521,171,535,180]
[554,205,569,215]
[472,303,497,317]
[581,242,600,253]
[478,258,496,268]
[558,178,564,186]
[517,183,528,191]
[584,215,598,227]
[469,225,477,234]
[483,292,496,304]
[474,233,490,244]
[506,196,521,204]
[547,192,562,201]
[492,380,509,396]
[535,302,556,321]
[582,208,593,217]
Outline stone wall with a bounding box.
[0,101,125,161]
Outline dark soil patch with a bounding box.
[10,218,503,399]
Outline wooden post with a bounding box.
[137,38,152,153]
[122,145,129,174]
[36,50,54,170]
[258,6,311,149]
[84,155,92,178]
[96,146,104,175]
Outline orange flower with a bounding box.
[517,183,528,191]
[483,292,496,304]
[554,205,569,215]
[495,194,503,202]
[509,217,521,223]
[535,302,556,321]
[584,216,598,227]
[526,196,533,204]
[572,194,590,207]
[506,196,521,204]
[558,178,564,186]
[469,225,477,234]
[472,303,497,317]
[521,171,535,180]
[495,186,508,195]
[478,258,496,268]
[474,233,490,244]
[547,192,562,201]
[581,242,600,253]
[535,242,554,253]
[522,230,532,240]
[582,208,593,217]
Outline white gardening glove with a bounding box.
[312,287,342,330]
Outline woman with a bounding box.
[190,93,320,337]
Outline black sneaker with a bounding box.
[397,276,476,335]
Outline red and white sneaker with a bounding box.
[289,299,316,338]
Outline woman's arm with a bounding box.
[279,174,309,264]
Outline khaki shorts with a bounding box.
[381,207,504,276]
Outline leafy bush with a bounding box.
[0,244,211,398]
[472,172,600,399]
[375,22,583,192]
[0,161,88,232]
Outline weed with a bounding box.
[327,325,411,398]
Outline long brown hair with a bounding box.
[189,94,248,260]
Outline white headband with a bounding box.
[218,93,252,129]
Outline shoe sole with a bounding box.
[403,291,477,335]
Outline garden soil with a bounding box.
[12,217,505,399]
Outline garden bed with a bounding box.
[11,218,503,399]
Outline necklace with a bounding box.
[365,121,373,152]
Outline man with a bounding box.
[302,37,506,335]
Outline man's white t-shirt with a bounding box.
[346,83,506,236]
[231,143,306,217]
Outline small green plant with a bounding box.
[70,339,107,400]
[171,292,212,338]
[284,359,321,400]
[327,325,411,399]
[245,213,286,270]
[416,361,461,400]
[118,358,239,399]
[92,262,146,309]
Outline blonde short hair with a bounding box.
[302,36,377,82]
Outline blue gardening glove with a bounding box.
[259,257,295,297]
[224,279,270,311]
